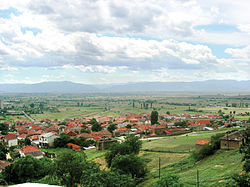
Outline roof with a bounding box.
[5,134,17,140]
[18,134,27,139]
[67,143,81,151]
[197,120,211,125]
[221,130,244,141]
[20,145,41,154]
[40,132,56,138]
[0,160,10,170]
[9,183,60,187]
[196,139,210,145]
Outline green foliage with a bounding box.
[111,154,147,178]
[156,174,180,187]
[89,118,102,132]
[105,136,146,180]
[54,133,93,148]
[0,142,7,160]
[105,136,142,167]
[192,144,215,161]
[0,123,8,131]
[81,170,136,187]
[230,173,250,187]
[24,137,31,146]
[54,150,98,187]
[192,133,225,161]
[54,133,71,147]
[124,136,142,155]
[80,128,91,134]
[239,128,250,172]
[107,123,117,133]
[210,133,225,149]
[150,110,158,125]
[174,121,187,128]
[126,124,132,129]
[3,156,53,184]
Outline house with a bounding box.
[0,160,10,171]
[19,145,43,159]
[220,130,244,149]
[67,143,81,151]
[4,134,18,147]
[96,138,117,150]
[195,139,210,151]
[39,132,59,148]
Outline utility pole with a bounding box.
[196,169,199,187]
[159,157,161,179]
[227,132,229,150]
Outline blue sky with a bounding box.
[0,0,249,84]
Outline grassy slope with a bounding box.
[40,147,106,161]
[142,133,216,153]
[140,149,243,187]
[140,132,243,187]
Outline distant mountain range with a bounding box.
[0,80,249,93]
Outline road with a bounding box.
[22,111,35,122]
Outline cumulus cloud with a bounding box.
[225,46,250,59]
[0,0,250,82]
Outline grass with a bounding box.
[140,151,188,172]
[30,107,104,121]
[142,133,214,153]
[40,147,106,161]
[140,149,243,187]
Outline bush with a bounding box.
[156,174,180,187]
[192,145,215,161]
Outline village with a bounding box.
[0,95,249,186]
[0,110,248,163]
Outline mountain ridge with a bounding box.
[0,80,249,93]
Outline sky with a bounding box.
[0,0,249,84]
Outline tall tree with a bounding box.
[150,110,158,125]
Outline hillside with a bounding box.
[0,80,250,93]
[140,149,243,187]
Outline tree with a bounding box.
[54,134,71,148]
[89,118,102,132]
[124,136,142,155]
[107,123,117,134]
[111,154,147,178]
[54,151,97,187]
[91,123,102,132]
[156,174,180,187]
[3,156,53,184]
[239,128,250,172]
[150,110,158,125]
[81,170,136,187]
[0,123,8,131]
[0,143,7,160]
[24,137,31,146]
[30,103,35,108]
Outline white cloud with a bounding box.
[237,24,250,34]
[225,46,250,59]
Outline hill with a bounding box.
[0,80,250,93]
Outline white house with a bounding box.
[19,145,43,159]
[4,134,18,147]
[39,132,59,148]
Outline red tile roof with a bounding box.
[197,120,211,125]
[196,139,210,145]
[18,134,27,139]
[29,135,39,140]
[115,127,129,132]
[5,134,17,140]
[0,160,10,170]
[67,143,81,151]
[20,145,41,154]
